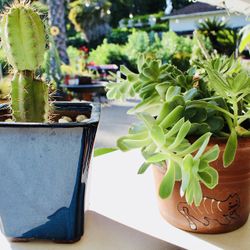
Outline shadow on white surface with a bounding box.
[3,211,183,250]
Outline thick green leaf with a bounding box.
[199,166,218,189]
[137,162,150,174]
[128,95,161,114]
[159,161,175,199]
[94,148,118,157]
[155,83,168,99]
[223,129,238,167]
[147,153,169,163]
[181,154,193,193]
[137,113,157,129]
[165,118,185,138]
[186,108,207,123]
[168,121,191,150]
[165,86,181,101]
[233,71,249,92]
[141,143,157,159]
[184,88,199,101]
[175,163,182,181]
[120,65,136,77]
[206,116,224,133]
[156,102,172,123]
[185,181,194,205]
[205,67,231,97]
[187,100,234,119]
[179,133,211,156]
[159,105,184,129]
[189,123,210,135]
[117,136,151,151]
[239,27,250,52]
[137,53,145,72]
[129,123,147,134]
[194,132,211,159]
[150,125,165,147]
[201,145,220,162]
[193,181,203,206]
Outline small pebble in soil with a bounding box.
[76,115,89,122]
[59,116,72,123]
[61,116,72,122]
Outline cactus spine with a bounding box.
[0,2,48,122]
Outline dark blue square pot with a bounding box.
[0,102,100,243]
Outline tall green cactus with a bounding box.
[0,1,49,122]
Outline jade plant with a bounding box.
[104,54,250,206]
[0,1,49,122]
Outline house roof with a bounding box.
[162,2,226,20]
[198,0,250,16]
[170,2,222,16]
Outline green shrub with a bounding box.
[89,30,194,71]
[143,23,169,33]
[171,52,191,71]
[89,40,136,70]
[107,28,132,45]
[108,51,136,71]
[67,33,86,48]
[125,30,150,62]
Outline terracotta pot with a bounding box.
[153,137,250,234]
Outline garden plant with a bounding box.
[0,1,100,242]
[0,1,48,122]
[105,52,250,216]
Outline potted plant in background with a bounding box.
[0,1,100,243]
[103,51,250,233]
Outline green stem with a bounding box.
[232,96,238,127]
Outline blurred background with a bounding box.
[0,0,249,147]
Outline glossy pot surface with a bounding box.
[0,102,100,242]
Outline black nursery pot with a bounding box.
[0,102,100,243]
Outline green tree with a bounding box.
[110,0,190,27]
[68,0,111,45]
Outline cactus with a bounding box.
[0,1,49,122]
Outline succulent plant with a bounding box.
[0,1,49,122]
[103,54,250,206]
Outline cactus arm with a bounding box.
[12,72,48,122]
[23,75,49,122]
[0,14,16,68]
[27,8,46,66]
[2,6,46,71]
[1,3,49,123]
[11,72,24,121]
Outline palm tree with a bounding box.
[198,18,238,56]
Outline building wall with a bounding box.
[169,12,249,33]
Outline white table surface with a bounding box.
[1,150,249,250]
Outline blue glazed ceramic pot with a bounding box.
[0,102,100,243]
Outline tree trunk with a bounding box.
[48,0,69,65]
